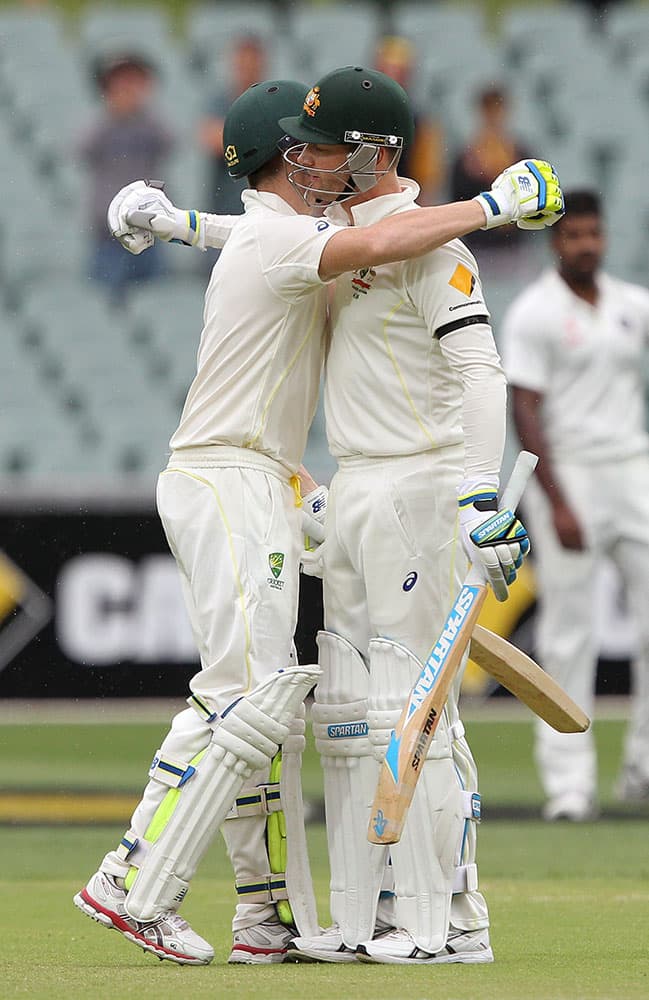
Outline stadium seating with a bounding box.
[1,1,648,484]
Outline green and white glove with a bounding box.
[107,179,205,253]
[475,159,564,231]
[458,482,530,602]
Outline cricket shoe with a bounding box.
[285,924,357,963]
[73,870,214,965]
[228,917,295,964]
[356,925,494,964]
[542,792,599,822]
[615,766,649,803]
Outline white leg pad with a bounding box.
[368,637,474,954]
[313,630,388,949]
[281,704,320,937]
[125,664,320,922]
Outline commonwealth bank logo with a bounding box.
[267,552,285,591]
[0,551,51,673]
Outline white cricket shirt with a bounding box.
[169,189,339,472]
[323,180,506,478]
[502,269,649,463]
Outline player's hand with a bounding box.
[458,486,530,601]
[107,180,156,255]
[300,485,328,579]
[108,179,205,251]
[475,159,564,231]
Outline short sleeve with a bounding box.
[257,215,342,302]
[405,240,491,341]
[501,291,550,393]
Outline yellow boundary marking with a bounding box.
[0,793,138,824]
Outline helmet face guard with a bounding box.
[278,67,414,206]
[283,133,403,206]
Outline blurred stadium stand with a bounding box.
[1,0,648,493]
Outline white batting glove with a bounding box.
[107,180,156,255]
[300,485,328,579]
[108,179,206,252]
[474,159,564,231]
[458,483,530,602]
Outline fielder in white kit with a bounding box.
[502,189,649,821]
[74,73,559,966]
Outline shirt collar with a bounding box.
[241,188,302,216]
[324,177,420,227]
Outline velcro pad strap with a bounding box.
[453,863,479,893]
[116,828,150,868]
[148,750,197,788]
[463,791,481,822]
[187,692,219,723]
[235,873,289,904]
[225,782,282,820]
[449,720,465,742]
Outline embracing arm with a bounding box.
[318,157,564,282]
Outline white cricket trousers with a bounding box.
[324,444,489,932]
[525,453,649,802]
[103,447,302,930]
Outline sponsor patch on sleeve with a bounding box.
[448,263,476,297]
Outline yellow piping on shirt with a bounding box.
[160,468,253,692]
[244,294,322,450]
[382,297,438,450]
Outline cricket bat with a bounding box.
[469,624,590,733]
[368,450,538,846]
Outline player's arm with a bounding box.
[511,386,584,550]
[107,180,239,254]
[294,466,328,579]
[318,158,564,282]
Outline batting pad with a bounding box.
[313,630,388,949]
[368,638,474,954]
[124,664,320,922]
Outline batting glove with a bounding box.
[475,159,564,231]
[300,485,328,579]
[107,180,155,255]
[108,179,206,252]
[458,484,530,602]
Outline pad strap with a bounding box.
[225,783,282,819]
[148,750,197,789]
[453,863,479,893]
[116,828,150,868]
[235,873,290,904]
[463,790,481,822]
[187,692,219,724]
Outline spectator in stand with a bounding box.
[374,35,446,205]
[450,84,529,266]
[198,35,267,216]
[77,53,175,297]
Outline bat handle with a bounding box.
[500,450,538,512]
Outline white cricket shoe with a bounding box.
[73,870,214,965]
[542,792,599,822]
[615,766,649,803]
[228,917,295,964]
[285,924,357,963]
[356,925,494,964]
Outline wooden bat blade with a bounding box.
[368,583,487,845]
[469,624,590,733]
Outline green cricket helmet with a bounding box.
[279,65,415,203]
[223,79,308,180]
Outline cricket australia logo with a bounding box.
[267,552,285,590]
[352,266,377,298]
[303,86,320,117]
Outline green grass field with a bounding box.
[1,710,648,999]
